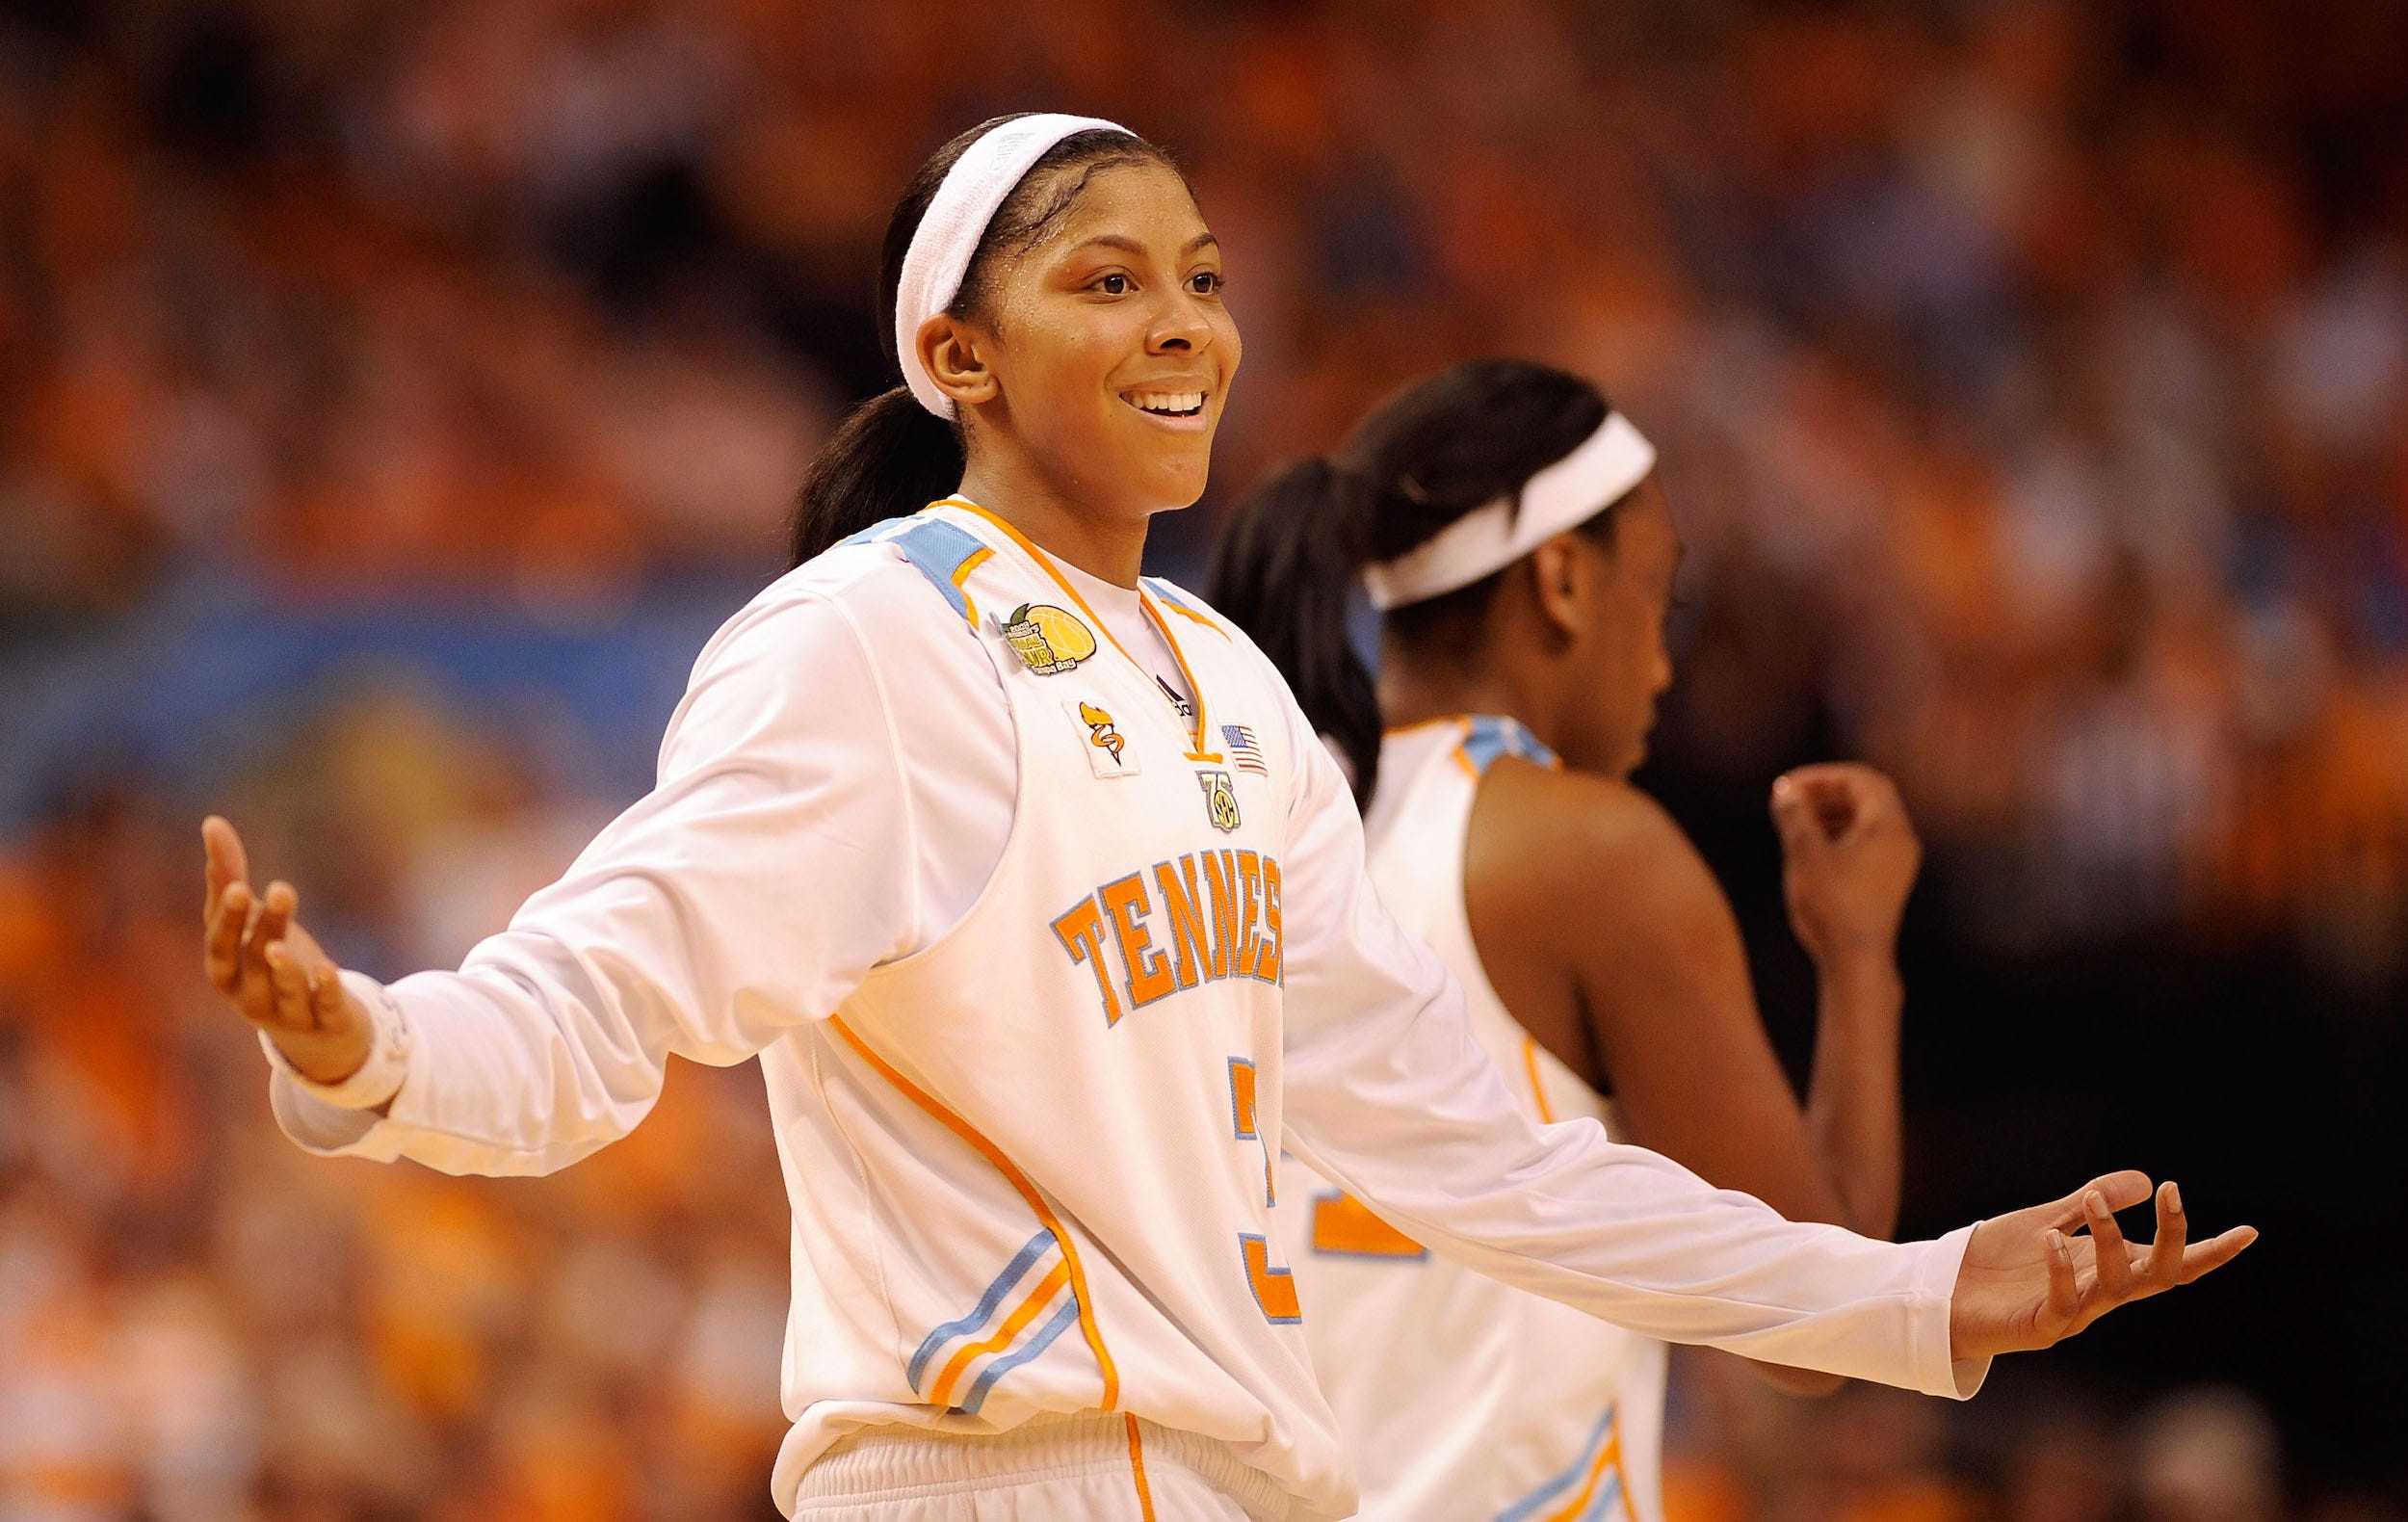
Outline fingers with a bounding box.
[1770,775,1830,862]
[201,816,250,909]
[2177,1225,2259,1285]
[1785,763,1916,846]
[2049,1169,2152,1229]
[309,961,351,1032]
[1782,763,1868,832]
[233,882,299,1020]
[2044,1228,2082,1325]
[264,941,316,1032]
[202,816,256,994]
[205,879,251,993]
[253,881,296,951]
[2082,1190,2135,1299]
[201,831,313,1026]
[2138,1180,2187,1288]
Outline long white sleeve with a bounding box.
[270,575,994,1175]
[1269,693,1987,1400]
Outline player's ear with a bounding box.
[918,314,999,410]
[1529,535,1587,640]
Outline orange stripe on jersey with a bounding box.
[950,544,994,627]
[1308,1191,1426,1258]
[1126,1414,1160,1522]
[931,498,1223,762]
[829,1016,1122,1410]
[928,1260,1071,1408]
[1542,1421,1625,1522]
[1151,592,1227,637]
[1138,596,1224,762]
[936,497,1145,662]
[1385,713,1473,738]
[1523,1036,1559,1125]
[1453,744,1482,781]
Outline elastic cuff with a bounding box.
[1919,1222,1991,1400]
[256,970,412,1110]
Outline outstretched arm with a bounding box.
[1468,760,1916,1392]
[1272,695,2251,1390]
[199,591,926,1177]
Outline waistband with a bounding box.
[794,1409,1288,1520]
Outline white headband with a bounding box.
[895,114,1134,416]
[1361,410,1658,611]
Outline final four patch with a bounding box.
[1002,603,1097,674]
[1069,698,1137,776]
[1197,769,1242,832]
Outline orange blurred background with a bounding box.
[1,0,2402,1517]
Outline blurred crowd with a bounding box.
[4,0,2406,973]
[2,0,2403,1516]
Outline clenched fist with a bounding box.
[1770,763,1921,969]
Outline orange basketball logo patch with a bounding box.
[1003,603,1096,674]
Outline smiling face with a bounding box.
[931,160,1240,527]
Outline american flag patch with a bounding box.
[1223,724,1268,775]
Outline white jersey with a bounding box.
[1282,718,1666,1521]
[261,500,1984,1521]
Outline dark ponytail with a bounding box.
[1210,459,1383,794]
[791,387,965,562]
[791,116,1187,565]
[1209,359,1611,805]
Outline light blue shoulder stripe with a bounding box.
[1460,715,1558,775]
[885,517,990,622]
[904,1228,1056,1392]
[955,1297,1084,1415]
[836,515,911,549]
[1144,577,1207,617]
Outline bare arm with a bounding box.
[1270,693,2252,1387]
[1773,764,1923,1239]
[1468,762,1914,1391]
[1468,765,1896,1237]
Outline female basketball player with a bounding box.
[201,116,2250,1522]
[1213,359,1923,1520]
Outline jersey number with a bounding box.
[1228,1058,1299,1323]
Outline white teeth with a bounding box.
[1126,391,1205,415]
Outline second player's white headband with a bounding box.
[1362,410,1659,611]
[896,113,1135,417]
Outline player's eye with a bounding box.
[1093,273,1131,295]
[1188,270,1223,295]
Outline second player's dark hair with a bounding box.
[1208,359,1615,804]
[790,118,1181,565]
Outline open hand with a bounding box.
[1950,1171,2256,1363]
[1771,763,1921,967]
[202,816,372,1086]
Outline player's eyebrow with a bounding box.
[1071,233,1221,258]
